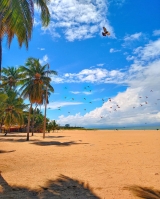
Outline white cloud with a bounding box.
[37,0,115,41]
[109,48,120,53]
[153,29,160,36]
[124,32,142,41]
[44,101,83,110]
[52,68,125,84]
[38,48,45,51]
[97,63,104,67]
[133,39,160,61]
[39,55,49,65]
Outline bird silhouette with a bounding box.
[102,27,110,36]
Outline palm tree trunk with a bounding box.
[27,103,32,141]
[31,104,38,136]
[0,37,2,80]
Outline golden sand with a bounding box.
[0,130,160,198]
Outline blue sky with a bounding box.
[2,0,160,128]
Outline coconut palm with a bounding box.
[19,57,57,141]
[40,87,53,138]
[0,66,22,89]
[0,0,50,77]
[0,89,28,135]
[0,92,8,133]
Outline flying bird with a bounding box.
[102,27,110,36]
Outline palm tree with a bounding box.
[0,66,22,89]
[19,57,57,141]
[40,86,53,138]
[0,89,28,135]
[0,92,8,133]
[0,0,50,77]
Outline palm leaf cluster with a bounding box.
[0,0,50,76]
[0,89,28,130]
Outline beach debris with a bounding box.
[102,27,110,36]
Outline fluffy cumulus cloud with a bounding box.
[56,37,160,127]
[52,68,126,84]
[37,0,114,41]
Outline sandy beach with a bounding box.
[0,129,160,198]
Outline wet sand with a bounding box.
[0,130,160,198]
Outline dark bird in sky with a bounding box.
[89,102,92,104]
[150,90,153,92]
[84,98,86,100]
[102,27,110,36]
[72,98,74,100]
[145,101,148,104]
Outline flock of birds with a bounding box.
[48,85,160,121]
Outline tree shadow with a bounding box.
[124,185,160,199]
[0,172,100,199]
[44,136,68,139]
[30,141,89,146]
[0,138,40,142]
[0,150,16,154]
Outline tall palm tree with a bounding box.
[40,86,53,138]
[0,66,22,89]
[0,0,50,77]
[19,57,57,141]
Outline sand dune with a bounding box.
[0,130,160,198]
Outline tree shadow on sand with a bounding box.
[30,141,89,146]
[0,172,100,199]
[0,150,16,154]
[124,185,160,199]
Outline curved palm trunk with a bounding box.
[27,103,32,141]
